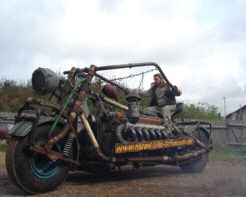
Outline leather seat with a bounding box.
[172,102,184,116]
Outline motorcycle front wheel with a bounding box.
[6,123,70,194]
[179,128,209,173]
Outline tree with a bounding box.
[175,102,222,120]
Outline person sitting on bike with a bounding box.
[138,73,182,126]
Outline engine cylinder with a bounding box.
[115,123,171,144]
[142,128,150,141]
[135,127,144,142]
[148,128,156,140]
[154,129,162,140]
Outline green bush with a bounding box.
[0,140,8,152]
[176,102,222,120]
[0,77,222,121]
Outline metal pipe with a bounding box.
[31,145,81,166]
[116,156,172,162]
[80,113,109,161]
[95,62,174,90]
[175,149,206,161]
[115,149,206,163]
[80,113,99,149]
[186,133,209,150]
[115,124,128,143]
[98,94,129,111]
[94,73,129,94]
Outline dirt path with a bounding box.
[1,152,246,197]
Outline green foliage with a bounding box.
[138,95,151,109]
[0,78,45,112]
[0,77,221,121]
[176,102,222,120]
[0,140,8,152]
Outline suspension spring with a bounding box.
[63,133,76,157]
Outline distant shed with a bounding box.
[226,105,246,122]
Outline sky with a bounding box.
[0,0,245,116]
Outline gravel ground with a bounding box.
[1,152,246,197]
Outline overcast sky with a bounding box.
[0,0,245,116]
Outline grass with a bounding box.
[0,140,8,152]
[210,144,246,158]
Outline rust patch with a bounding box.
[138,118,162,125]
[114,112,162,125]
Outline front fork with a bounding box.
[32,65,109,166]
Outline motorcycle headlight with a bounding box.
[32,68,62,95]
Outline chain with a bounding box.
[109,68,157,82]
[91,68,157,87]
[138,73,144,90]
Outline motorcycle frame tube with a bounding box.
[41,92,54,112]
[95,62,175,90]
[94,73,129,94]
[45,65,109,161]
[45,65,95,151]
[80,113,99,149]
[115,149,206,163]
[49,77,87,134]
[80,113,109,161]
[98,94,128,111]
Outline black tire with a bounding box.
[179,129,209,173]
[6,124,70,194]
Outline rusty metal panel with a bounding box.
[115,137,194,154]
[114,112,162,126]
[138,117,162,125]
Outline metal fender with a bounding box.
[184,125,197,134]
[184,125,211,138]
[8,117,65,137]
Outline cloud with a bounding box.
[0,0,245,115]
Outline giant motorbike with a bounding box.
[6,62,213,194]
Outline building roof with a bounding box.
[226,104,246,118]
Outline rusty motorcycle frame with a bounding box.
[6,62,213,194]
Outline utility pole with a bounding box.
[223,97,226,118]
[223,97,229,144]
[240,105,242,121]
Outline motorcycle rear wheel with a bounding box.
[6,124,69,194]
[179,129,209,173]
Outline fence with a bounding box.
[1,112,246,147]
[181,118,246,147]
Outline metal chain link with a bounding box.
[91,68,157,87]
[138,73,144,90]
[109,68,157,82]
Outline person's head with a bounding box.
[153,73,165,86]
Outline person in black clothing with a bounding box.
[138,73,182,125]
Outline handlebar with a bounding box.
[63,67,89,75]
[63,62,175,93]
[96,62,175,90]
